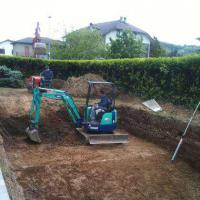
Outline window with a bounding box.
[0,49,5,54]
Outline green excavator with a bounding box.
[26,81,128,144]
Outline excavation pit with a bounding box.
[0,88,200,200]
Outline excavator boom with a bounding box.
[26,87,81,143]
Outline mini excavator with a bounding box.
[26,81,128,144]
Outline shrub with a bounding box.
[0,55,200,107]
[0,65,23,88]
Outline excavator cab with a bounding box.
[83,81,117,133]
[77,81,128,144]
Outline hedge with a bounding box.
[0,55,200,107]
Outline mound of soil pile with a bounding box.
[64,73,105,97]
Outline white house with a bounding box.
[87,17,152,56]
[89,18,151,44]
[0,40,13,55]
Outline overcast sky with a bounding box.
[1,0,200,45]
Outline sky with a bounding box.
[1,0,200,45]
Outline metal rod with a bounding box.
[171,101,200,161]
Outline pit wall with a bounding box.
[0,55,200,107]
[118,106,200,170]
[0,135,25,200]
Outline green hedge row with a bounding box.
[0,55,200,107]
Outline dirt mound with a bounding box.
[64,73,105,97]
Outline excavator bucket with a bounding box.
[26,127,41,143]
[76,128,128,144]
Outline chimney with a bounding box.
[123,17,127,23]
[89,23,93,30]
[120,17,123,22]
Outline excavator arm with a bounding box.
[26,87,82,143]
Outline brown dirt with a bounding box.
[118,106,200,169]
[0,88,200,200]
[64,73,105,97]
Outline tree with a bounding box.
[51,29,107,60]
[108,29,145,58]
[150,37,166,57]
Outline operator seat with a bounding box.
[95,98,112,122]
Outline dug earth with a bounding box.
[0,88,200,200]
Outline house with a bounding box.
[87,17,152,56]
[0,39,13,56]
[88,17,152,44]
[12,37,61,58]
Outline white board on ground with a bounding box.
[142,99,163,112]
[0,170,10,200]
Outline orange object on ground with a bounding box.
[26,76,42,90]
[32,76,42,86]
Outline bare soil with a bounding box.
[64,73,105,97]
[0,88,200,200]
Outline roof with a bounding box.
[88,19,152,40]
[0,39,13,44]
[12,37,61,45]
